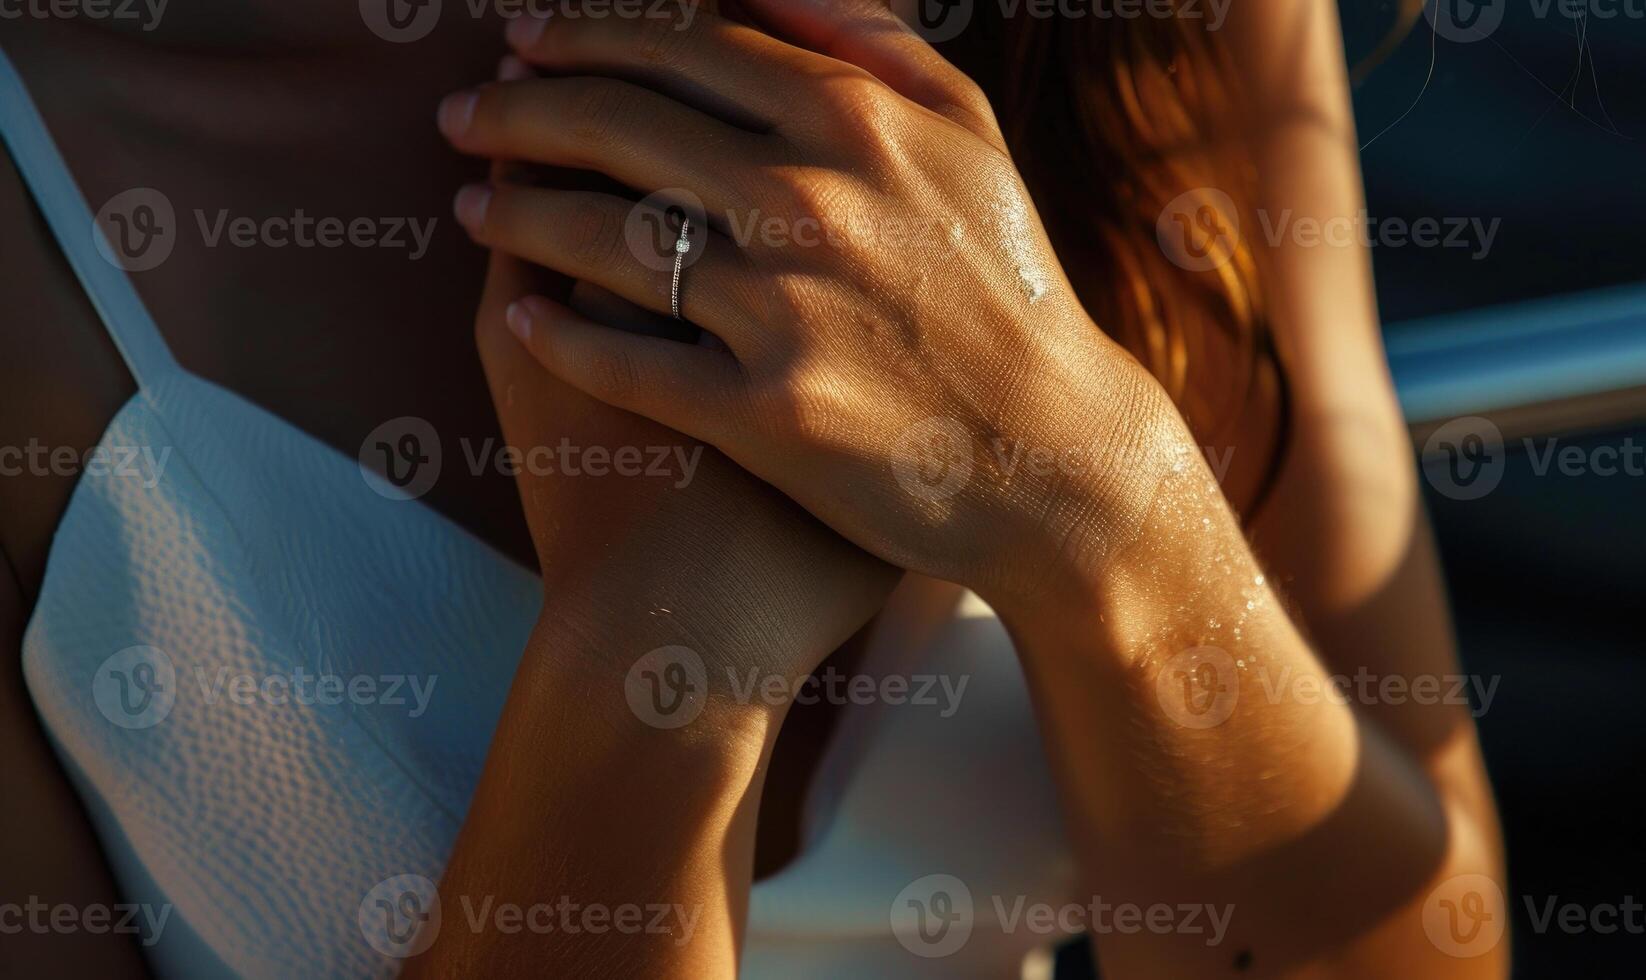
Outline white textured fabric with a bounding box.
[5,43,1079,979]
[23,372,541,978]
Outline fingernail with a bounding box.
[454,184,492,230]
[437,90,478,139]
[506,13,549,49]
[505,301,532,342]
[498,55,530,82]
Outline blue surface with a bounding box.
[1386,282,1646,420]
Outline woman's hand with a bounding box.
[470,55,898,726]
[441,0,1180,610]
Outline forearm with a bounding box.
[991,424,1505,979]
[405,612,780,979]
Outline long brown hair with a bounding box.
[969,5,1415,516]
[950,5,1284,514]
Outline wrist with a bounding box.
[970,354,1190,622]
[525,597,790,759]
[989,423,1270,676]
[438,614,779,977]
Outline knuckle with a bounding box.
[633,6,694,65]
[566,198,625,267]
[760,165,852,230]
[490,81,552,143]
[586,348,643,400]
[943,76,995,122]
[758,363,843,447]
[817,73,902,144]
[566,78,636,150]
[790,400,842,448]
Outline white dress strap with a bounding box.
[0,45,180,387]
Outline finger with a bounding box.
[738,0,1000,142]
[476,195,563,474]
[483,55,553,314]
[503,294,747,446]
[479,54,588,402]
[481,56,577,306]
[479,229,531,326]
[454,182,763,352]
[572,281,734,355]
[502,5,838,133]
[568,280,698,344]
[498,51,533,83]
[489,54,539,186]
[440,75,772,221]
[484,57,630,202]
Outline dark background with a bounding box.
[1345,2,1646,319]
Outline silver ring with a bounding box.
[670,218,691,320]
